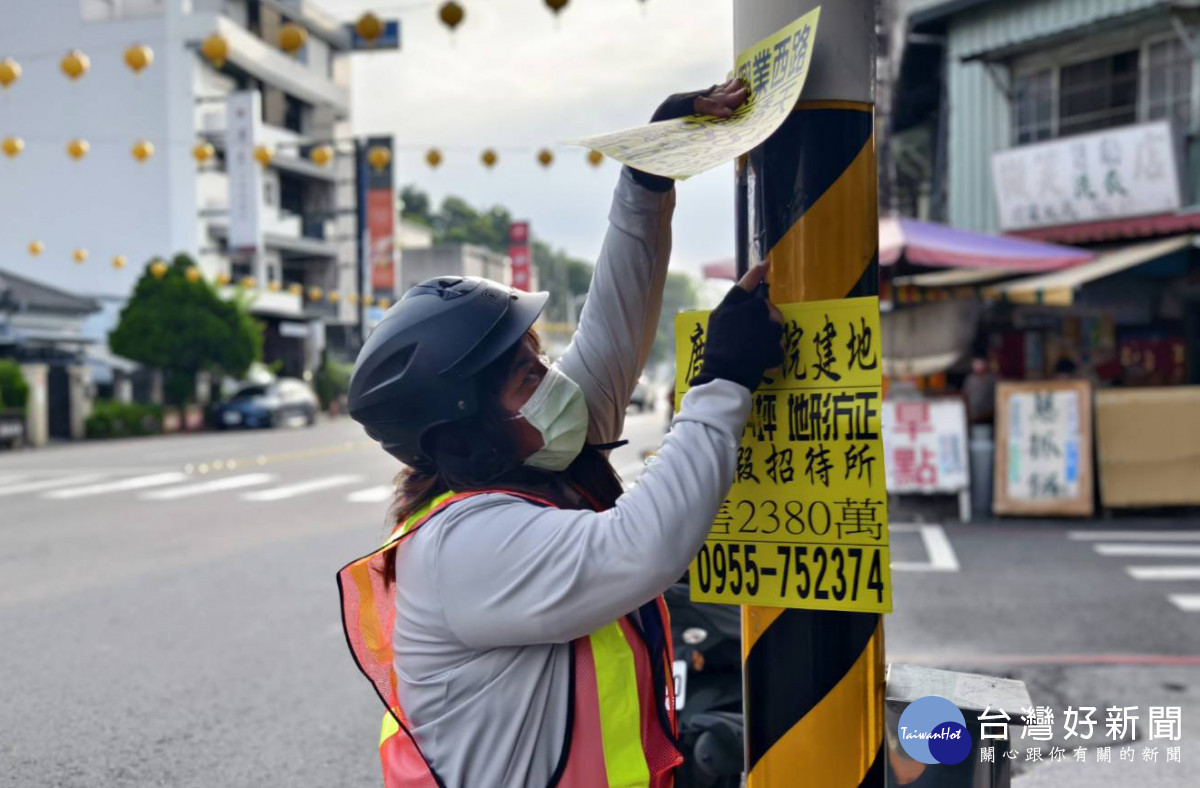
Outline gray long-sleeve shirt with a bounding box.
[392,170,752,787]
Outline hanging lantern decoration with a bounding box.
[346,292,359,306]
[112,254,127,270]
[362,294,375,307]
[288,282,303,297]
[124,44,154,74]
[278,23,308,56]
[201,33,229,68]
[439,2,465,32]
[192,142,215,165]
[377,297,391,310]
[73,248,88,264]
[328,290,340,303]
[587,149,604,167]
[308,286,323,302]
[537,148,554,168]
[309,144,334,167]
[131,140,155,163]
[544,0,569,15]
[185,267,202,283]
[60,49,90,80]
[356,12,384,44]
[481,149,498,169]
[425,148,443,169]
[253,145,272,167]
[28,240,44,257]
[216,272,231,286]
[240,276,256,289]
[150,259,169,278]
[2,136,24,158]
[0,57,21,89]
[267,279,281,292]
[368,145,392,172]
[67,138,90,160]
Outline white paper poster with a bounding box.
[882,399,969,494]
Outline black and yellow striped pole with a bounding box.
[734,1,885,786]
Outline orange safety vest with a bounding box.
[338,488,683,788]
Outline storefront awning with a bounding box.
[984,235,1193,306]
[880,217,1094,271]
[1009,207,1200,245]
[892,268,1018,288]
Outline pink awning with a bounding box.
[880,217,1094,271]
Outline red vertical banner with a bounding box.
[368,188,395,291]
[509,221,531,291]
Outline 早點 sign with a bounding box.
[675,296,891,613]
[882,399,970,494]
[565,8,820,180]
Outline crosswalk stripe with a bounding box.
[347,485,392,503]
[1126,566,1200,581]
[140,473,275,501]
[44,472,190,500]
[0,474,104,497]
[1167,594,1200,612]
[1071,530,1200,542]
[891,524,960,572]
[241,474,361,502]
[1094,543,1200,558]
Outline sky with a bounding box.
[336,0,737,284]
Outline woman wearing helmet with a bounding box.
[339,79,784,788]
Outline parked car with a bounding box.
[215,378,318,429]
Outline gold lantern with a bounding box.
[278,23,308,56]
[216,272,232,286]
[240,276,257,289]
[425,148,443,169]
[150,260,169,278]
[112,254,127,270]
[28,240,44,257]
[61,49,90,80]
[67,139,90,160]
[0,58,21,89]
[201,33,229,68]
[368,145,391,172]
[362,294,375,307]
[346,293,359,306]
[185,267,201,283]
[73,248,88,264]
[439,2,465,31]
[193,142,215,164]
[587,149,604,167]
[2,136,24,158]
[309,144,334,167]
[308,286,323,302]
[481,149,498,169]
[328,290,340,303]
[267,280,281,292]
[545,0,569,14]
[377,297,391,310]
[537,148,554,168]
[288,282,303,297]
[253,145,272,166]
[131,140,155,163]
[356,12,384,44]
[124,44,153,74]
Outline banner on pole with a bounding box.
[675,296,892,613]
[565,8,820,180]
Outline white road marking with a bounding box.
[44,472,190,500]
[890,524,960,572]
[1070,530,1200,541]
[0,474,104,497]
[1167,594,1200,612]
[1094,544,1200,558]
[241,474,361,502]
[1125,566,1200,581]
[140,473,275,501]
[347,485,392,503]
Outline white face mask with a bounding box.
[517,364,589,471]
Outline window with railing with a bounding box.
[1011,34,1195,146]
[81,0,166,20]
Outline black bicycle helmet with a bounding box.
[348,276,549,466]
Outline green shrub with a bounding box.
[86,400,163,439]
[314,353,353,409]
[0,361,29,413]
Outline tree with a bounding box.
[651,271,699,366]
[110,254,263,405]
[399,185,433,228]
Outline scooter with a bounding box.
[664,582,745,788]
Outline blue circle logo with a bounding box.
[897,696,972,765]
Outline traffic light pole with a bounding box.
[734,2,885,786]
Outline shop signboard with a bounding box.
[226,91,264,252]
[881,398,969,494]
[675,296,891,613]
[509,222,531,291]
[993,380,1094,517]
[992,120,1181,232]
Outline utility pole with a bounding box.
[733,2,885,787]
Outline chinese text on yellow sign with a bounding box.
[565,7,820,180]
[675,297,891,613]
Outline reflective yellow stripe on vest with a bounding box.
[380,711,400,748]
[591,621,652,787]
[390,490,458,543]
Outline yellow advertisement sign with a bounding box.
[675,296,892,613]
[565,7,820,180]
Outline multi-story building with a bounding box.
[0,0,379,378]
